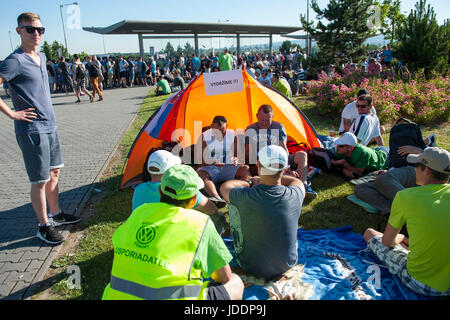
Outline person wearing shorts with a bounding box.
[0,12,80,245]
[196,115,251,205]
[118,56,128,88]
[364,147,450,296]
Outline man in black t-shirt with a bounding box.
[58,56,75,95]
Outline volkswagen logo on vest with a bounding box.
[136,225,156,245]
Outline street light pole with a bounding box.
[306,0,310,56]
[59,2,78,56]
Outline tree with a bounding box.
[41,40,69,62]
[176,45,184,56]
[394,0,449,76]
[279,40,294,53]
[163,42,175,58]
[300,0,377,67]
[184,42,195,57]
[376,0,406,43]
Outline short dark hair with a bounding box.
[258,104,273,114]
[357,94,372,106]
[212,115,227,125]
[17,12,41,26]
[160,193,194,208]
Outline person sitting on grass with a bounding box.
[271,72,291,98]
[363,147,450,297]
[196,115,252,206]
[339,89,377,135]
[103,164,244,300]
[220,145,305,281]
[132,150,226,235]
[349,94,384,147]
[331,132,389,179]
[155,75,171,95]
[245,104,317,197]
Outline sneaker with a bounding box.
[304,183,318,199]
[425,134,437,147]
[50,212,81,226]
[37,224,64,245]
[208,196,227,209]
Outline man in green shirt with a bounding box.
[331,132,388,179]
[364,147,450,296]
[271,73,291,98]
[218,47,233,71]
[155,76,171,95]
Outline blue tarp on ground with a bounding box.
[222,225,433,300]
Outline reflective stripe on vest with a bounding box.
[110,275,202,300]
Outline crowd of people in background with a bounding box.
[1,43,399,102]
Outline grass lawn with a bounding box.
[32,90,449,300]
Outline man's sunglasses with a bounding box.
[19,26,45,35]
[356,103,368,108]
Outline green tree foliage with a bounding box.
[163,42,175,58]
[184,42,195,57]
[394,0,449,76]
[279,40,294,53]
[300,0,377,67]
[376,0,406,43]
[41,40,69,62]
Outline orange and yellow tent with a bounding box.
[121,69,321,188]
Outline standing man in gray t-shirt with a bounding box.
[0,12,80,245]
[220,145,305,280]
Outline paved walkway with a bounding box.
[0,86,151,299]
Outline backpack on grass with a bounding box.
[389,118,426,168]
[286,141,335,173]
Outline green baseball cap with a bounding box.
[160,164,205,200]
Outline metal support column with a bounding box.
[194,33,199,57]
[269,34,273,55]
[138,33,144,58]
[236,33,241,57]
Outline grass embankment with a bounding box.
[33,92,449,300]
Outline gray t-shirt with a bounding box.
[0,48,56,134]
[245,121,287,163]
[229,184,304,280]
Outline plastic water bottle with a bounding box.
[329,126,336,137]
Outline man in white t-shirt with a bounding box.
[350,94,384,146]
[196,116,252,205]
[339,89,376,134]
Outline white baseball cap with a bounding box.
[258,145,289,174]
[147,150,182,175]
[333,132,358,147]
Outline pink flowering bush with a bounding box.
[305,70,450,124]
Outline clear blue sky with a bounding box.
[1,0,449,60]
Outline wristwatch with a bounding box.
[245,179,254,187]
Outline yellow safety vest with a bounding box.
[102,202,210,300]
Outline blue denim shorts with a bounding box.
[16,131,64,184]
[197,164,241,184]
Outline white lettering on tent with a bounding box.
[204,70,243,96]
